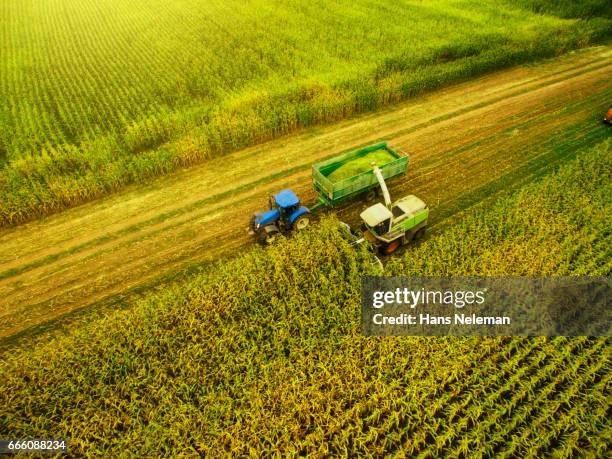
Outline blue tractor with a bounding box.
[249,189,311,244]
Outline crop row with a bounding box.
[0,139,609,456]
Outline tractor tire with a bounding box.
[413,227,426,241]
[293,214,310,231]
[382,239,402,255]
[258,225,280,245]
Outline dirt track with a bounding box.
[1,46,610,344]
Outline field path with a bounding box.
[1,46,610,344]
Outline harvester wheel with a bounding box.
[383,239,401,255]
[413,227,426,241]
[293,214,310,231]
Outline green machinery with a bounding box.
[311,141,428,254]
[359,165,429,254]
[250,141,429,254]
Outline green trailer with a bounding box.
[311,141,408,211]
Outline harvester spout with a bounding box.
[372,164,392,208]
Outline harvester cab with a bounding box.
[249,189,311,244]
[359,165,428,255]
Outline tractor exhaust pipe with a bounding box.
[372,164,392,209]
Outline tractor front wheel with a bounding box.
[293,214,310,231]
[258,225,280,245]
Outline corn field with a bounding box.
[1,140,609,456]
[0,0,610,226]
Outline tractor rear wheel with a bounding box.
[293,214,310,231]
[383,239,401,255]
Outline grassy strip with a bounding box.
[0,7,610,226]
[0,140,609,455]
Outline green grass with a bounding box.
[0,0,610,226]
[1,139,609,456]
[513,0,612,19]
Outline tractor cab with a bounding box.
[274,189,301,219]
[250,189,311,244]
